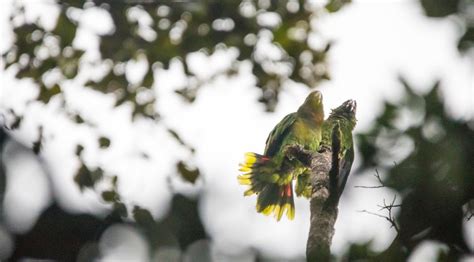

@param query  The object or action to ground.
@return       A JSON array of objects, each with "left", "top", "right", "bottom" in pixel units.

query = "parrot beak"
[
  {"left": 308, "top": 91, "right": 323, "bottom": 103},
  {"left": 339, "top": 99, "right": 357, "bottom": 115},
  {"left": 347, "top": 99, "right": 356, "bottom": 114}
]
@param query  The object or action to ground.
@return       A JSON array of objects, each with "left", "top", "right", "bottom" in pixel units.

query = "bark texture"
[{"left": 287, "top": 146, "right": 338, "bottom": 262}]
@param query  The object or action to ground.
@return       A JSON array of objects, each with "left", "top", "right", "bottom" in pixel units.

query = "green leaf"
[
  {"left": 73, "top": 164, "right": 103, "bottom": 190},
  {"left": 458, "top": 26, "right": 474, "bottom": 52},
  {"left": 98, "top": 137, "right": 111, "bottom": 148},
  {"left": 53, "top": 13, "right": 77, "bottom": 47},
  {"left": 38, "top": 84, "right": 61, "bottom": 104},
  {"left": 75, "top": 144, "right": 84, "bottom": 156},
  {"left": 73, "top": 114, "right": 85, "bottom": 124},
  {"left": 142, "top": 68, "right": 154, "bottom": 88},
  {"left": 325, "top": 0, "right": 352, "bottom": 12},
  {"left": 133, "top": 205, "right": 156, "bottom": 228},
  {"left": 176, "top": 161, "right": 200, "bottom": 184},
  {"left": 420, "top": 0, "right": 459, "bottom": 17},
  {"left": 9, "top": 115, "right": 23, "bottom": 130},
  {"left": 113, "top": 202, "right": 128, "bottom": 218},
  {"left": 101, "top": 190, "right": 119, "bottom": 202}
]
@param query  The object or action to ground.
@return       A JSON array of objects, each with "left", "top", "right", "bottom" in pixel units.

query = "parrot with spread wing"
[
  {"left": 237, "top": 91, "right": 324, "bottom": 221},
  {"left": 294, "top": 99, "right": 357, "bottom": 201}
]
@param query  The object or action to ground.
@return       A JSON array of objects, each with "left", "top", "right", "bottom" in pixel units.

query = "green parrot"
[
  {"left": 322, "top": 100, "right": 358, "bottom": 203},
  {"left": 295, "top": 99, "right": 358, "bottom": 200},
  {"left": 238, "top": 91, "right": 325, "bottom": 221}
]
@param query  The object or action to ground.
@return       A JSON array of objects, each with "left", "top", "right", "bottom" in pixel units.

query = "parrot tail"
[{"left": 237, "top": 152, "right": 295, "bottom": 221}]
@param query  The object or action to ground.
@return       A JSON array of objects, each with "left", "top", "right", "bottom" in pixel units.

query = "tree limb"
[{"left": 287, "top": 145, "right": 339, "bottom": 261}]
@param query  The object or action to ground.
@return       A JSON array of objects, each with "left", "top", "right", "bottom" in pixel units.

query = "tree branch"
[
  {"left": 354, "top": 169, "right": 385, "bottom": 189},
  {"left": 287, "top": 145, "right": 338, "bottom": 261},
  {"left": 359, "top": 195, "right": 400, "bottom": 234}
]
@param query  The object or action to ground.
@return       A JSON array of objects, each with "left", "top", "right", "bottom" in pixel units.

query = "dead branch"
[{"left": 360, "top": 195, "right": 400, "bottom": 233}]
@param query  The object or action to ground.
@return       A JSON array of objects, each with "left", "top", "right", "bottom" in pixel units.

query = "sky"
[{"left": 0, "top": 0, "right": 473, "bottom": 261}]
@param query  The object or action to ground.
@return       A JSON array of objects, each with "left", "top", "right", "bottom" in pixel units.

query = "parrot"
[
  {"left": 322, "top": 99, "right": 357, "bottom": 204},
  {"left": 294, "top": 99, "right": 358, "bottom": 200},
  {"left": 237, "top": 91, "right": 325, "bottom": 221}
]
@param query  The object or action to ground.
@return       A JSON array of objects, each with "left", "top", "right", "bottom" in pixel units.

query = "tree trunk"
[
  {"left": 287, "top": 146, "right": 338, "bottom": 261},
  {"left": 306, "top": 148, "right": 337, "bottom": 261}
]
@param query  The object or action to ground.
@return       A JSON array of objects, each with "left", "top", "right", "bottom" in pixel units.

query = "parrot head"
[
  {"left": 330, "top": 99, "right": 357, "bottom": 127},
  {"left": 304, "top": 90, "right": 323, "bottom": 105},
  {"left": 297, "top": 90, "right": 324, "bottom": 124}
]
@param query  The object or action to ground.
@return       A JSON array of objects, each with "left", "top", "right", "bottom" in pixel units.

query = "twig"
[
  {"left": 359, "top": 195, "right": 400, "bottom": 233},
  {"left": 354, "top": 169, "right": 385, "bottom": 188}
]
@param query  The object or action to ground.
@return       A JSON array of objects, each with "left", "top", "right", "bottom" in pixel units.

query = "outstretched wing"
[{"left": 264, "top": 113, "right": 296, "bottom": 157}]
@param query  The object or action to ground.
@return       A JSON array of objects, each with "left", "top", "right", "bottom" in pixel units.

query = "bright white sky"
[{"left": 0, "top": 0, "right": 473, "bottom": 261}]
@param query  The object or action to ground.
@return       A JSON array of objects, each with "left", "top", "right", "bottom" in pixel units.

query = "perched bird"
[
  {"left": 293, "top": 99, "right": 357, "bottom": 201},
  {"left": 238, "top": 91, "right": 325, "bottom": 221},
  {"left": 321, "top": 99, "right": 357, "bottom": 203}
]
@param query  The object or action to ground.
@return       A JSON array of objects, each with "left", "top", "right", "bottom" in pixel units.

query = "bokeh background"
[{"left": 0, "top": 0, "right": 473, "bottom": 261}]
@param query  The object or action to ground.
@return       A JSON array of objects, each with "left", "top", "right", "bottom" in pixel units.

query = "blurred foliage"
[
  {"left": 74, "top": 162, "right": 105, "bottom": 191},
  {"left": 349, "top": 4, "right": 474, "bottom": 258},
  {"left": 1, "top": 1, "right": 349, "bottom": 231},
  {"left": 2, "top": 0, "right": 348, "bottom": 116},
  {"left": 133, "top": 194, "right": 207, "bottom": 251},
  {"left": 354, "top": 79, "right": 474, "bottom": 260},
  {"left": 421, "top": 0, "right": 474, "bottom": 52},
  {"left": 325, "top": 0, "right": 351, "bottom": 13},
  {"left": 98, "top": 136, "right": 111, "bottom": 148},
  {"left": 0, "top": 130, "right": 7, "bottom": 216},
  {"left": 32, "top": 126, "right": 44, "bottom": 154},
  {"left": 176, "top": 160, "right": 201, "bottom": 184},
  {"left": 8, "top": 203, "right": 111, "bottom": 261},
  {"left": 4, "top": 0, "right": 474, "bottom": 261},
  {"left": 6, "top": 194, "right": 206, "bottom": 260}
]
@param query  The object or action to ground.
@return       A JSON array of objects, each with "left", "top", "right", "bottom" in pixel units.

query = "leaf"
[
  {"left": 176, "top": 161, "right": 200, "bottom": 184},
  {"left": 74, "top": 164, "right": 92, "bottom": 190},
  {"left": 9, "top": 114, "right": 23, "bottom": 130},
  {"left": 325, "top": 0, "right": 352, "bottom": 12},
  {"left": 133, "top": 206, "right": 156, "bottom": 228},
  {"left": 38, "top": 84, "right": 61, "bottom": 104},
  {"left": 73, "top": 164, "right": 103, "bottom": 190},
  {"left": 142, "top": 68, "right": 154, "bottom": 88},
  {"left": 98, "top": 137, "right": 111, "bottom": 148},
  {"left": 53, "top": 13, "right": 77, "bottom": 47},
  {"left": 111, "top": 175, "right": 118, "bottom": 187},
  {"left": 75, "top": 144, "right": 84, "bottom": 156},
  {"left": 420, "top": 0, "right": 459, "bottom": 17},
  {"left": 113, "top": 202, "right": 128, "bottom": 218},
  {"left": 73, "top": 114, "right": 85, "bottom": 124},
  {"left": 101, "top": 190, "right": 119, "bottom": 202},
  {"left": 458, "top": 26, "right": 474, "bottom": 53}
]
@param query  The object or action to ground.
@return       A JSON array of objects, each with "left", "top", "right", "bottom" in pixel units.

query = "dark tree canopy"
[
  {"left": 354, "top": 79, "right": 474, "bottom": 260},
  {"left": 347, "top": 1, "right": 474, "bottom": 259}
]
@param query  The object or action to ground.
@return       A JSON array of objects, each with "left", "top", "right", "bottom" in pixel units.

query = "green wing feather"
[
  {"left": 321, "top": 100, "right": 356, "bottom": 202},
  {"left": 264, "top": 113, "right": 296, "bottom": 157},
  {"left": 338, "top": 139, "right": 354, "bottom": 195},
  {"left": 238, "top": 91, "right": 325, "bottom": 221}
]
